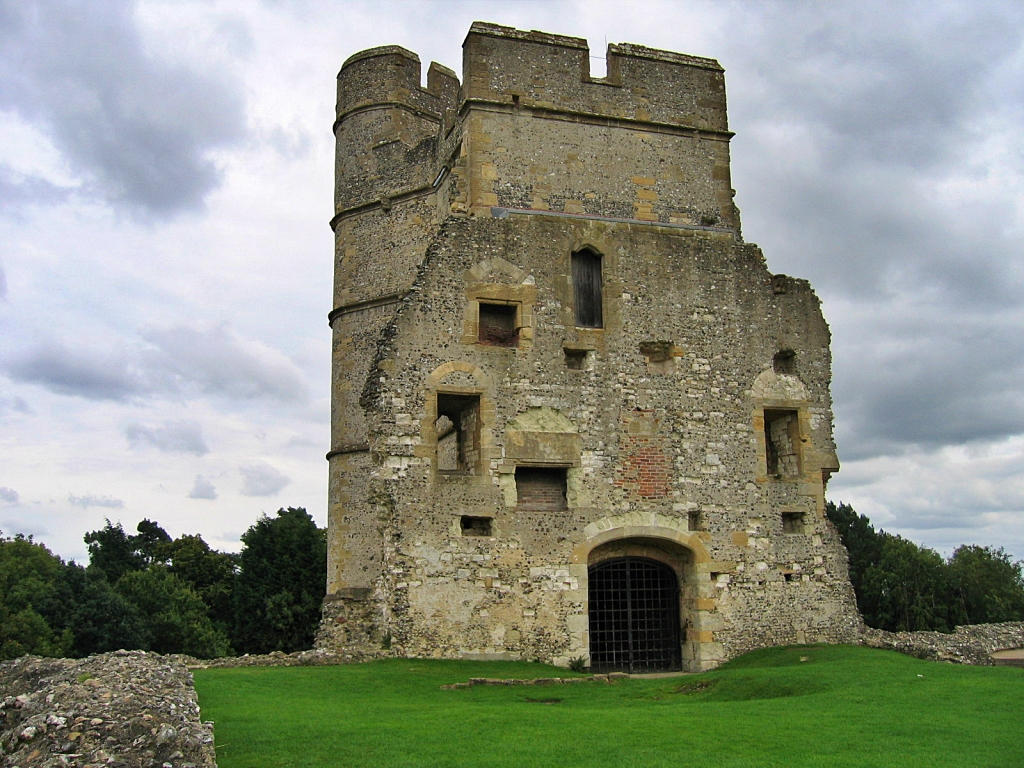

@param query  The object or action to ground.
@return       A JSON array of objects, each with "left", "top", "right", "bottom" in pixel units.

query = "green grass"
[{"left": 193, "top": 645, "right": 1024, "bottom": 768}]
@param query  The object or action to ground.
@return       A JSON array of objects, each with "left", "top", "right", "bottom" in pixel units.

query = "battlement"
[
  {"left": 463, "top": 22, "right": 728, "bottom": 132},
  {"left": 337, "top": 45, "right": 459, "bottom": 124}
]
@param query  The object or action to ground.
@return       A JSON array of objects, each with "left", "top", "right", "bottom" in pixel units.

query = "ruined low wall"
[
  {"left": 861, "top": 621, "right": 1024, "bottom": 666},
  {"left": 0, "top": 650, "right": 216, "bottom": 768}
]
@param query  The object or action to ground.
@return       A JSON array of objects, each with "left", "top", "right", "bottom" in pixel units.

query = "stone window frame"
[
  {"left": 434, "top": 391, "right": 482, "bottom": 474},
  {"left": 462, "top": 283, "right": 536, "bottom": 350},
  {"left": 421, "top": 362, "right": 495, "bottom": 479},
  {"left": 754, "top": 403, "right": 810, "bottom": 483}
]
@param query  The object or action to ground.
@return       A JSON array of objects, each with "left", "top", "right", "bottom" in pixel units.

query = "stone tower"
[{"left": 320, "top": 22, "right": 861, "bottom": 671}]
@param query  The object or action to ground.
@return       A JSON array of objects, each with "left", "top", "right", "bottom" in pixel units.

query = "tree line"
[
  {"left": 4, "top": 502, "right": 1023, "bottom": 660},
  {"left": 0, "top": 507, "right": 327, "bottom": 661},
  {"left": 826, "top": 501, "right": 1024, "bottom": 632}
]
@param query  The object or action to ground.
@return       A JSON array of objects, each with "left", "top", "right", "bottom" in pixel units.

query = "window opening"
[
  {"left": 572, "top": 249, "right": 603, "bottom": 328},
  {"left": 461, "top": 516, "right": 492, "bottom": 537},
  {"left": 478, "top": 302, "right": 519, "bottom": 347},
  {"left": 782, "top": 512, "right": 804, "bottom": 534},
  {"left": 436, "top": 393, "right": 481, "bottom": 473},
  {"left": 515, "top": 467, "right": 568, "bottom": 510},
  {"left": 688, "top": 510, "right": 703, "bottom": 532},
  {"left": 763, "top": 408, "right": 801, "bottom": 478},
  {"left": 564, "top": 348, "right": 588, "bottom": 370}
]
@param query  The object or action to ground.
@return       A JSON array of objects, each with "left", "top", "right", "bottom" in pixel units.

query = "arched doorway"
[{"left": 588, "top": 556, "right": 681, "bottom": 673}]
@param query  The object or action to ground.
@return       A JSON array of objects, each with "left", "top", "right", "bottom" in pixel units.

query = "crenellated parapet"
[
  {"left": 463, "top": 22, "right": 728, "bottom": 132},
  {"left": 458, "top": 23, "right": 738, "bottom": 229},
  {"left": 334, "top": 46, "right": 459, "bottom": 214}
]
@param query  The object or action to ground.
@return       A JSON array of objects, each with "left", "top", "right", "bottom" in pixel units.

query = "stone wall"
[
  {"left": 0, "top": 651, "right": 215, "bottom": 768},
  {"left": 861, "top": 622, "right": 1024, "bottom": 666},
  {"left": 324, "top": 22, "right": 862, "bottom": 672}
]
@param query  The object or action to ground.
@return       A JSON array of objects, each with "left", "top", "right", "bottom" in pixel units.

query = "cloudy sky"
[{"left": 1, "top": 0, "right": 1022, "bottom": 563}]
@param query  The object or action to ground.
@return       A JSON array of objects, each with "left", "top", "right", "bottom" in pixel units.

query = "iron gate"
[{"left": 588, "top": 557, "right": 682, "bottom": 673}]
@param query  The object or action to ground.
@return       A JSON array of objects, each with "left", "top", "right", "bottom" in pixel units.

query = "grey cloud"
[
  {"left": 725, "top": 2, "right": 1024, "bottom": 308},
  {"left": 188, "top": 475, "right": 218, "bottom": 500},
  {"left": 6, "top": 340, "right": 143, "bottom": 401},
  {"left": 141, "top": 325, "right": 309, "bottom": 402},
  {"left": 2, "top": 518, "right": 49, "bottom": 539},
  {"left": 126, "top": 421, "right": 209, "bottom": 456},
  {"left": 0, "top": 393, "right": 31, "bottom": 415},
  {"left": 834, "top": 309, "right": 1024, "bottom": 457},
  {"left": 0, "top": 1, "right": 246, "bottom": 217},
  {"left": 68, "top": 494, "right": 124, "bottom": 509},
  {"left": 5, "top": 324, "right": 308, "bottom": 403},
  {"left": 239, "top": 463, "right": 290, "bottom": 497},
  {"left": 0, "top": 487, "right": 18, "bottom": 504},
  {"left": 709, "top": 1, "right": 1024, "bottom": 465},
  {"left": 0, "top": 165, "right": 73, "bottom": 215}
]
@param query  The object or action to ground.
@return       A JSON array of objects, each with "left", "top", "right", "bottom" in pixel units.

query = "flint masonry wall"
[{"left": 321, "top": 22, "right": 863, "bottom": 671}]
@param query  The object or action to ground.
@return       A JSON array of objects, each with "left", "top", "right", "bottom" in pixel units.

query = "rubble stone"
[{"left": 0, "top": 651, "right": 215, "bottom": 768}]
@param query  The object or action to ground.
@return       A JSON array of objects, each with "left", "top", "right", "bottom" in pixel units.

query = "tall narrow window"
[
  {"left": 764, "top": 408, "right": 801, "bottom": 478},
  {"left": 436, "top": 393, "right": 481, "bottom": 474},
  {"left": 572, "top": 248, "right": 603, "bottom": 328}
]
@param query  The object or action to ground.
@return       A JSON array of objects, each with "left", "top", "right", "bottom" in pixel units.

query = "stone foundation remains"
[
  {"left": 862, "top": 621, "right": 1024, "bottom": 667},
  {"left": 323, "top": 22, "right": 864, "bottom": 672},
  {"left": 0, "top": 651, "right": 215, "bottom": 768}
]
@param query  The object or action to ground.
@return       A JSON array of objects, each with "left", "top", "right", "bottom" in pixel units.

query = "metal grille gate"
[{"left": 588, "top": 557, "right": 681, "bottom": 673}]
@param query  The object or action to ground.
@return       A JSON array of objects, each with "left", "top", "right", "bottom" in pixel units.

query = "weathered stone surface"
[
  {"left": 324, "top": 22, "right": 862, "bottom": 672},
  {"left": 862, "top": 622, "right": 1024, "bottom": 666},
  {"left": 0, "top": 651, "right": 215, "bottom": 768}
]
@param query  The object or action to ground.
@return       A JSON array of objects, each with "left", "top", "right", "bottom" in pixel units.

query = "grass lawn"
[{"left": 193, "top": 645, "right": 1023, "bottom": 768}]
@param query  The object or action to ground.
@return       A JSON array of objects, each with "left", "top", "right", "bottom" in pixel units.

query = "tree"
[
  {"left": 134, "top": 519, "right": 172, "bottom": 566},
  {"left": 859, "top": 535, "right": 957, "bottom": 632},
  {"left": 825, "top": 501, "right": 884, "bottom": 592},
  {"left": 948, "top": 545, "right": 1024, "bottom": 625},
  {"left": 165, "top": 534, "right": 237, "bottom": 634},
  {"left": 116, "top": 567, "right": 232, "bottom": 658},
  {"left": 40, "top": 563, "right": 147, "bottom": 657},
  {"left": 0, "top": 533, "right": 73, "bottom": 659},
  {"left": 84, "top": 521, "right": 145, "bottom": 582},
  {"left": 827, "top": 500, "right": 1024, "bottom": 632},
  {"left": 232, "top": 507, "right": 327, "bottom": 654}
]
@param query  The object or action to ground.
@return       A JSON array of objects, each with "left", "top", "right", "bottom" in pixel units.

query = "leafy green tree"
[
  {"left": 0, "top": 533, "right": 73, "bottom": 659},
  {"left": 135, "top": 519, "right": 172, "bottom": 566},
  {"left": 233, "top": 507, "right": 327, "bottom": 654},
  {"left": 165, "top": 534, "right": 237, "bottom": 634},
  {"left": 116, "top": 567, "right": 231, "bottom": 658},
  {"left": 825, "top": 501, "right": 884, "bottom": 591},
  {"left": 827, "top": 501, "right": 1024, "bottom": 632},
  {"left": 84, "top": 520, "right": 145, "bottom": 582},
  {"left": 859, "top": 535, "right": 957, "bottom": 632},
  {"left": 948, "top": 545, "right": 1024, "bottom": 624},
  {"left": 39, "top": 563, "right": 147, "bottom": 657}
]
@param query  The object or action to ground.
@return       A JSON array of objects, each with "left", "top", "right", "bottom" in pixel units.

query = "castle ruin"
[{"left": 320, "top": 22, "right": 862, "bottom": 672}]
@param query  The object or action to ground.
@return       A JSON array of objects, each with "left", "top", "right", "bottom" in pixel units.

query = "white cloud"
[
  {"left": 0, "top": 487, "right": 18, "bottom": 504},
  {"left": 68, "top": 493, "right": 124, "bottom": 509},
  {"left": 0, "top": 0, "right": 1020, "bottom": 564},
  {"left": 239, "top": 462, "right": 290, "bottom": 497},
  {"left": 5, "top": 323, "right": 309, "bottom": 404},
  {"left": 126, "top": 421, "right": 209, "bottom": 456},
  {"left": 188, "top": 475, "right": 218, "bottom": 500}
]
